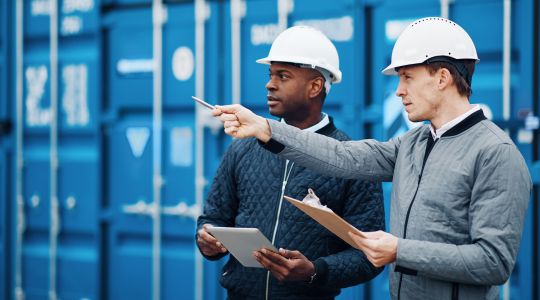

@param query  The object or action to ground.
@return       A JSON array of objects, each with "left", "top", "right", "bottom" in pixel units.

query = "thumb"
[
  {"left": 362, "top": 230, "right": 384, "bottom": 239},
  {"left": 216, "top": 104, "right": 240, "bottom": 114},
  {"left": 348, "top": 231, "right": 367, "bottom": 249},
  {"left": 279, "top": 248, "right": 303, "bottom": 259}
]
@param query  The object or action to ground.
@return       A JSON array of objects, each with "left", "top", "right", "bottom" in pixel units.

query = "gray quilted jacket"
[
  {"left": 264, "top": 110, "right": 531, "bottom": 300},
  {"left": 197, "top": 119, "right": 385, "bottom": 299}
]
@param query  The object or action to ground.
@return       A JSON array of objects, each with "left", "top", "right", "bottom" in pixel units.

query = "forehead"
[
  {"left": 397, "top": 64, "right": 428, "bottom": 76},
  {"left": 269, "top": 62, "right": 298, "bottom": 72},
  {"left": 270, "top": 62, "right": 320, "bottom": 79}
]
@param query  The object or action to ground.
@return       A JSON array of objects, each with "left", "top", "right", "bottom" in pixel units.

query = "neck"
[
  {"left": 284, "top": 113, "right": 323, "bottom": 130},
  {"left": 430, "top": 95, "right": 472, "bottom": 130}
]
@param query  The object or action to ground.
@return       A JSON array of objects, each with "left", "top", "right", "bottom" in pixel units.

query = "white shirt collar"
[
  {"left": 430, "top": 105, "right": 481, "bottom": 139},
  {"left": 281, "top": 112, "right": 330, "bottom": 133}
]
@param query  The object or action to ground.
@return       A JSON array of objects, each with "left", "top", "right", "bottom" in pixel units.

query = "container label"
[
  {"left": 25, "top": 65, "right": 51, "bottom": 127},
  {"left": 170, "top": 127, "right": 193, "bottom": 167},
  {"left": 126, "top": 127, "right": 150, "bottom": 158},
  {"left": 117, "top": 59, "right": 154, "bottom": 75},
  {"left": 251, "top": 23, "right": 281, "bottom": 46},
  {"left": 294, "top": 16, "right": 354, "bottom": 42},
  {"left": 172, "top": 47, "right": 194, "bottom": 81},
  {"left": 62, "top": 64, "right": 90, "bottom": 127},
  {"left": 251, "top": 16, "right": 354, "bottom": 46},
  {"left": 31, "top": 0, "right": 94, "bottom": 35},
  {"left": 385, "top": 19, "right": 414, "bottom": 43}
]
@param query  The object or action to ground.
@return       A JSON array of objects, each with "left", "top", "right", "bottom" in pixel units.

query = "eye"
[
  {"left": 279, "top": 74, "right": 289, "bottom": 80},
  {"left": 400, "top": 74, "right": 411, "bottom": 80}
]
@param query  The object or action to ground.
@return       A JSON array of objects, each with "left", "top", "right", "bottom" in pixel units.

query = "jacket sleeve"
[
  {"left": 395, "top": 143, "right": 531, "bottom": 285},
  {"left": 266, "top": 120, "right": 400, "bottom": 181},
  {"left": 196, "top": 141, "right": 241, "bottom": 261},
  {"left": 316, "top": 178, "right": 386, "bottom": 288}
]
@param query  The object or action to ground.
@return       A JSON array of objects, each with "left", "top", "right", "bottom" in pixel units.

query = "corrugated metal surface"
[
  {"left": 0, "top": 0, "right": 8, "bottom": 298},
  {"left": 102, "top": 1, "right": 224, "bottom": 299},
  {"left": 1, "top": 0, "right": 539, "bottom": 299},
  {"left": 19, "top": 0, "right": 101, "bottom": 299},
  {"left": 535, "top": 1, "right": 540, "bottom": 299}
]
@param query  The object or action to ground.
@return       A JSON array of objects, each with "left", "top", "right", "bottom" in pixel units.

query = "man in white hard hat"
[
  {"left": 212, "top": 17, "right": 531, "bottom": 299},
  {"left": 196, "top": 26, "right": 384, "bottom": 299}
]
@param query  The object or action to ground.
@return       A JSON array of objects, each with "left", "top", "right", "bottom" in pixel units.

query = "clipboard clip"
[{"left": 302, "top": 189, "right": 332, "bottom": 212}]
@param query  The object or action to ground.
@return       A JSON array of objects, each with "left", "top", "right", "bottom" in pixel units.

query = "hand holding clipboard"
[{"left": 283, "top": 196, "right": 366, "bottom": 250}]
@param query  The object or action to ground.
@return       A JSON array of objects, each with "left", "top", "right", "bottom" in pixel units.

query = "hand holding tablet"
[{"left": 206, "top": 227, "right": 277, "bottom": 268}]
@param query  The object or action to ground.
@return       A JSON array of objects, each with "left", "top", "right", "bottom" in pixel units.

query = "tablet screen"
[{"left": 207, "top": 227, "right": 277, "bottom": 268}]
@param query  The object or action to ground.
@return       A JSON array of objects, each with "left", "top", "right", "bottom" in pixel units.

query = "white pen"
[{"left": 191, "top": 96, "right": 216, "bottom": 110}]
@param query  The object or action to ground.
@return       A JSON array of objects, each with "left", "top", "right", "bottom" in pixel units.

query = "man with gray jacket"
[{"left": 211, "top": 17, "right": 531, "bottom": 299}]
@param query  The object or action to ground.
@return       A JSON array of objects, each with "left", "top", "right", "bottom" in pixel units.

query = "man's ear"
[
  {"left": 308, "top": 77, "right": 325, "bottom": 98},
  {"left": 438, "top": 68, "right": 453, "bottom": 90}
]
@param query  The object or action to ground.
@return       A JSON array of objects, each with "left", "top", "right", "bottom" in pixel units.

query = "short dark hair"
[{"left": 424, "top": 59, "right": 476, "bottom": 98}]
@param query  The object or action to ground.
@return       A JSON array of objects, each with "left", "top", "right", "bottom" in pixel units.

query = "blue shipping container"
[{"left": 1, "top": 0, "right": 539, "bottom": 299}]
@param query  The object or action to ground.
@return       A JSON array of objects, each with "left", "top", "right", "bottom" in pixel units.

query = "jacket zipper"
[
  {"left": 265, "top": 160, "right": 294, "bottom": 300},
  {"left": 397, "top": 137, "right": 438, "bottom": 300}
]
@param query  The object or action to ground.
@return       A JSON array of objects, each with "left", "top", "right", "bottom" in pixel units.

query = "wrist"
[
  {"left": 307, "top": 261, "right": 317, "bottom": 284},
  {"left": 308, "top": 258, "right": 328, "bottom": 285},
  {"left": 255, "top": 116, "right": 271, "bottom": 142}
]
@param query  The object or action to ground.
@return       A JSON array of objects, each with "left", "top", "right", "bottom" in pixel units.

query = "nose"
[
  {"left": 266, "top": 77, "right": 277, "bottom": 91},
  {"left": 396, "top": 80, "right": 406, "bottom": 98}
]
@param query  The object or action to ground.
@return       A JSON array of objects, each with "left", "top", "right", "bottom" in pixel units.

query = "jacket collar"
[
  {"left": 316, "top": 116, "right": 337, "bottom": 136},
  {"left": 441, "top": 109, "right": 487, "bottom": 138},
  {"left": 280, "top": 113, "right": 337, "bottom": 136}
]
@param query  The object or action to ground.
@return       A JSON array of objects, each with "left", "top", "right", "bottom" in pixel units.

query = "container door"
[
  {"left": 19, "top": 0, "right": 102, "bottom": 299},
  {"left": 0, "top": 0, "right": 9, "bottom": 297},
  {"left": 14, "top": 1, "right": 100, "bottom": 300},
  {"left": 103, "top": 1, "right": 223, "bottom": 299}
]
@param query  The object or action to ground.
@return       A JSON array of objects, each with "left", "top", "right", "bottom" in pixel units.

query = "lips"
[
  {"left": 267, "top": 95, "right": 280, "bottom": 105},
  {"left": 402, "top": 102, "right": 412, "bottom": 112}
]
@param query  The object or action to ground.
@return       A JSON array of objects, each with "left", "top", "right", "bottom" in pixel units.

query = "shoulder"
[
  {"left": 476, "top": 120, "right": 514, "bottom": 145},
  {"left": 456, "top": 120, "right": 517, "bottom": 152},
  {"left": 224, "top": 137, "right": 260, "bottom": 159},
  {"left": 463, "top": 120, "right": 526, "bottom": 165},
  {"left": 329, "top": 127, "right": 352, "bottom": 141},
  {"left": 321, "top": 116, "right": 352, "bottom": 141}
]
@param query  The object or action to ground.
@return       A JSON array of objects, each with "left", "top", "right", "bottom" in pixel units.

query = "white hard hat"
[
  {"left": 382, "top": 17, "right": 479, "bottom": 75},
  {"left": 257, "top": 26, "right": 342, "bottom": 87}
]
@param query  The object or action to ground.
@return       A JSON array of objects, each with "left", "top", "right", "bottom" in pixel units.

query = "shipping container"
[
  {"left": 15, "top": 0, "right": 102, "bottom": 299},
  {"left": 2, "top": 0, "right": 539, "bottom": 299},
  {"left": 1, "top": 0, "right": 10, "bottom": 298},
  {"left": 102, "top": 0, "right": 225, "bottom": 299}
]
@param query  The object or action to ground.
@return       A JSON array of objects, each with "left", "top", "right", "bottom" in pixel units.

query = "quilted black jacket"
[{"left": 197, "top": 119, "right": 385, "bottom": 299}]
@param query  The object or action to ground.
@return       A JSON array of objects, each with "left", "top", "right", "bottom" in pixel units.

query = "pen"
[{"left": 192, "top": 96, "right": 216, "bottom": 110}]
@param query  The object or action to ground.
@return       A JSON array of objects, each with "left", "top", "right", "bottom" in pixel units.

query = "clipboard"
[{"left": 283, "top": 196, "right": 366, "bottom": 250}]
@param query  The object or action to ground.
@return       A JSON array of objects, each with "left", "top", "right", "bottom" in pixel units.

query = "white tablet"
[{"left": 206, "top": 227, "right": 278, "bottom": 268}]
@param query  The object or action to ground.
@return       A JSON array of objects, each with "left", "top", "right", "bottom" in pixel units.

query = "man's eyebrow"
[
  {"left": 270, "top": 68, "right": 294, "bottom": 75},
  {"left": 399, "top": 70, "right": 411, "bottom": 76}
]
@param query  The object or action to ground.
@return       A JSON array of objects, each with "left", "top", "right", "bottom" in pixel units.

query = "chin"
[
  {"left": 268, "top": 109, "right": 283, "bottom": 118},
  {"left": 407, "top": 114, "right": 421, "bottom": 123}
]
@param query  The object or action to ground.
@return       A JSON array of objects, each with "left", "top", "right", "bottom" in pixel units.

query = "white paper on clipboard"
[{"left": 283, "top": 195, "right": 366, "bottom": 250}]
